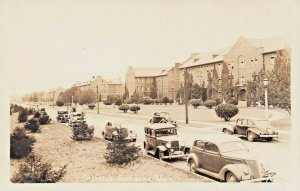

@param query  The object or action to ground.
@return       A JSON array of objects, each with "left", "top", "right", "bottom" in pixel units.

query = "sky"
[{"left": 0, "top": 0, "right": 299, "bottom": 96}]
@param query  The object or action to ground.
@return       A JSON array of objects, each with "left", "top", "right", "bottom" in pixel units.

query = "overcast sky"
[{"left": 0, "top": 0, "right": 299, "bottom": 96}]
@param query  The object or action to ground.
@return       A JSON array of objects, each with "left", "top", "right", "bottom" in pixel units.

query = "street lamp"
[{"left": 263, "top": 78, "right": 269, "bottom": 118}]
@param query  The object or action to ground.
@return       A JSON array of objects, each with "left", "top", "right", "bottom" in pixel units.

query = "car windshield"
[
  {"left": 254, "top": 120, "right": 271, "bottom": 126},
  {"left": 218, "top": 141, "right": 248, "bottom": 153},
  {"left": 155, "top": 128, "right": 177, "bottom": 137}
]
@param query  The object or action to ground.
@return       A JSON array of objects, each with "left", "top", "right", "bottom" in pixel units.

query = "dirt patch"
[{"left": 10, "top": 113, "right": 211, "bottom": 183}]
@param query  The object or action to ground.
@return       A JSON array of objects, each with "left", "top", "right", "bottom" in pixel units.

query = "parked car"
[
  {"left": 222, "top": 117, "right": 279, "bottom": 142},
  {"left": 187, "top": 134, "right": 276, "bottom": 182},
  {"left": 56, "top": 110, "right": 69, "bottom": 123},
  {"left": 149, "top": 112, "right": 177, "bottom": 127},
  {"left": 102, "top": 122, "right": 137, "bottom": 142},
  {"left": 144, "top": 123, "right": 190, "bottom": 160},
  {"left": 68, "top": 112, "right": 86, "bottom": 127}
]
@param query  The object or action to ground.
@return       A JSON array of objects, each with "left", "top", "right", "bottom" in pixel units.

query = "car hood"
[
  {"left": 222, "top": 150, "right": 255, "bottom": 160},
  {"left": 157, "top": 135, "right": 178, "bottom": 142}
]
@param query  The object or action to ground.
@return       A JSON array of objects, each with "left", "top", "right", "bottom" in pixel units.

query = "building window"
[
  {"left": 141, "top": 86, "right": 144, "bottom": 91},
  {"left": 239, "top": 56, "right": 245, "bottom": 68}
]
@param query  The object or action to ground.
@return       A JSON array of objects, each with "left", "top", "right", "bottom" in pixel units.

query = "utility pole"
[
  {"left": 96, "top": 85, "right": 99, "bottom": 114},
  {"left": 52, "top": 91, "right": 55, "bottom": 108},
  {"left": 184, "top": 68, "right": 189, "bottom": 124}
]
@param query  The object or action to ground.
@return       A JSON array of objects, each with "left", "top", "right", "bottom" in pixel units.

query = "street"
[{"left": 35, "top": 104, "right": 292, "bottom": 183}]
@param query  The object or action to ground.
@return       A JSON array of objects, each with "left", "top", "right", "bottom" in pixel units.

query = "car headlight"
[{"left": 166, "top": 143, "right": 171, "bottom": 148}]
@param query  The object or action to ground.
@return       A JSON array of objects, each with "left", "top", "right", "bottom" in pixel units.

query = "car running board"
[{"left": 195, "top": 168, "right": 220, "bottom": 180}]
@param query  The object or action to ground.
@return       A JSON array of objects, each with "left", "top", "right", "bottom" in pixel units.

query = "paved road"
[{"left": 20, "top": 103, "right": 292, "bottom": 182}]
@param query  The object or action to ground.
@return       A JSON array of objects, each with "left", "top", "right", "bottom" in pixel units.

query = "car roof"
[
  {"left": 236, "top": 117, "right": 268, "bottom": 121},
  {"left": 145, "top": 123, "right": 176, "bottom": 130},
  {"left": 195, "top": 134, "right": 242, "bottom": 144}
]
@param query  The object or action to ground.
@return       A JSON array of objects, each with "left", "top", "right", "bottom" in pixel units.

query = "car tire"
[
  {"left": 266, "top": 137, "right": 273, "bottom": 142},
  {"left": 226, "top": 172, "right": 238, "bottom": 182},
  {"left": 224, "top": 129, "right": 233, "bottom": 135},
  {"left": 159, "top": 152, "right": 164, "bottom": 160},
  {"left": 132, "top": 139, "right": 136, "bottom": 142},
  {"left": 188, "top": 159, "right": 197, "bottom": 173},
  {"left": 247, "top": 132, "right": 256, "bottom": 142}
]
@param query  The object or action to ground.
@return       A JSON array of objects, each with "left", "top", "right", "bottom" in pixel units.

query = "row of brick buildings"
[{"left": 125, "top": 35, "right": 289, "bottom": 105}]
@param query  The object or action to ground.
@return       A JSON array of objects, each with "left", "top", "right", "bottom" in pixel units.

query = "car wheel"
[
  {"left": 188, "top": 159, "right": 197, "bottom": 173},
  {"left": 226, "top": 172, "right": 238, "bottom": 182},
  {"left": 159, "top": 152, "right": 164, "bottom": 160},
  {"left": 132, "top": 139, "right": 136, "bottom": 142},
  {"left": 224, "top": 129, "right": 233, "bottom": 135},
  {"left": 266, "top": 137, "right": 273, "bottom": 142},
  {"left": 247, "top": 132, "right": 256, "bottom": 142}
]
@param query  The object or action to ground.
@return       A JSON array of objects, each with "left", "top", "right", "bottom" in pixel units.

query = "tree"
[
  {"left": 130, "top": 91, "right": 140, "bottom": 104},
  {"left": 58, "top": 87, "right": 81, "bottom": 105},
  {"left": 221, "top": 62, "right": 231, "bottom": 102},
  {"left": 215, "top": 104, "right": 239, "bottom": 121},
  {"left": 78, "top": 89, "right": 96, "bottom": 105},
  {"left": 150, "top": 78, "right": 158, "bottom": 99},
  {"left": 191, "top": 83, "right": 202, "bottom": 99},
  {"left": 10, "top": 127, "right": 35, "bottom": 159},
  {"left": 267, "top": 50, "right": 291, "bottom": 114},
  {"left": 123, "top": 84, "right": 129, "bottom": 100}
]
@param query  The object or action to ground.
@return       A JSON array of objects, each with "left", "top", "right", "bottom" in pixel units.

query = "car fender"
[
  {"left": 219, "top": 163, "right": 248, "bottom": 181},
  {"left": 187, "top": 153, "right": 199, "bottom": 167},
  {"left": 182, "top": 146, "right": 191, "bottom": 154},
  {"left": 222, "top": 125, "right": 234, "bottom": 133},
  {"left": 246, "top": 128, "right": 261, "bottom": 136},
  {"left": 156, "top": 145, "right": 167, "bottom": 153}
]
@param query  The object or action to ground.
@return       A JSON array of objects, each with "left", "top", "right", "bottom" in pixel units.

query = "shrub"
[
  {"left": 215, "top": 104, "right": 239, "bottom": 121},
  {"left": 11, "top": 153, "right": 67, "bottom": 183},
  {"left": 162, "top": 97, "right": 169, "bottom": 105},
  {"left": 27, "top": 108, "right": 35, "bottom": 115},
  {"left": 143, "top": 98, "right": 152, "bottom": 105},
  {"left": 34, "top": 111, "right": 41, "bottom": 118},
  {"left": 118, "top": 104, "right": 130, "bottom": 113},
  {"left": 189, "top": 99, "right": 202, "bottom": 108},
  {"left": 24, "top": 118, "right": 40, "bottom": 133},
  {"left": 229, "top": 98, "right": 238, "bottom": 105},
  {"left": 10, "top": 127, "right": 35, "bottom": 159},
  {"left": 38, "top": 113, "right": 51, "bottom": 125},
  {"left": 204, "top": 100, "right": 217, "bottom": 109},
  {"left": 71, "top": 123, "right": 94, "bottom": 141},
  {"left": 130, "top": 105, "right": 141, "bottom": 114},
  {"left": 115, "top": 99, "right": 122, "bottom": 106},
  {"left": 169, "top": 99, "right": 174, "bottom": 104},
  {"left": 56, "top": 100, "right": 64, "bottom": 107},
  {"left": 104, "top": 129, "right": 141, "bottom": 165},
  {"left": 154, "top": 99, "right": 161, "bottom": 105},
  {"left": 176, "top": 98, "right": 180, "bottom": 103},
  {"left": 215, "top": 97, "right": 223, "bottom": 105},
  {"left": 103, "top": 100, "right": 113, "bottom": 105},
  {"left": 88, "top": 104, "right": 95, "bottom": 110},
  {"left": 18, "top": 110, "right": 28, "bottom": 123}
]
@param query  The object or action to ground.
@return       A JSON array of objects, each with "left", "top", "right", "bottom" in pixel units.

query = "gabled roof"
[
  {"left": 246, "top": 34, "right": 289, "bottom": 54},
  {"left": 179, "top": 47, "right": 231, "bottom": 69},
  {"left": 108, "top": 79, "right": 122, "bottom": 85},
  {"left": 133, "top": 67, "right": 169, "bottom": 77}
]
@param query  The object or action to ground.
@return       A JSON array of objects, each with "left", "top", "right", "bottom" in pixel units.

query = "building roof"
[
  {"left": 108, "top": 79, "right": 122, "bottom": 85},
  {"left": 179, "top": 47, "right": 231, "bottom": 69},
  {"left": 245, "top": 34, "right": 289, "bottom": 54},
  {"left": 133, "top": 67, "right": 169, "bottom": 77}
]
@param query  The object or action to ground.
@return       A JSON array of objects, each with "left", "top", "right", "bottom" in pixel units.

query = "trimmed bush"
[
  {"left": 118, "top": 104, "right": 130, "bottom": 113},
  {"left": 204, "top": 100, "right": 217, "bottom": 109},
  {"left": 215, "top": 97, "right": 223, "bottom": 105},
  {"left": 143, "top": 98, "right": 152, "bottom": 105},
  {"left": 154, "top": 99, "right": 161, "bottom": 105},
  {"left": 130, "top": 105, "right": 141, "bottom": 114},
  {"left": 229, "top": 98, "right": 238, "bottom": 105},
  {"left": 215, "top": 103, "right": 239, "bottom": 121},
  {"left": 56, "top": 100, "right": 64, "bottom": 107},
  {"left": 162, "top": 97, "right": 169, "bottom": 105},
  {"left": 104, "top": 129, "right": 141, "bottom": 165},
  {"left": 18, "top": 110, "right": 28, "bottom": 123},
  {"left": 11, "top": 153, "right": 67, "bottom": 183},
  {"left": 115, "top": 99, "right": 122, "bottom": 106},
  {"left": 88, "top": 104, "right": 95, "bottom": 110},
  {"left": 24, "top": 118, "right": 40, "bottom": 133},
  {"left": 169, "top": 99, "right": 174, "bottom": 105},
  {"left": 38, "top": 113, "right": 51, "bottom": 125},
  {"left": 103, "top": 100, "right": 113, "bottom": 105},
  {"left": 189, "top": 99, "right": 202, "bottom": 108},
  {"left": 71, "top": 123, "right": 94, "bottom": 141},
  {"left": 10, "top": 127, "right": 35, "bottom": 159}
]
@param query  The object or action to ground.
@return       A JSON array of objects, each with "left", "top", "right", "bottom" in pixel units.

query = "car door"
[
  {"left": 192, "top": 140, "right": 205, "bottom": 168},
  {"left": 202, "top": 142, "right": 222, "bottom": 173},
  {"left": 148, "top": 129, "right": 157, "bottom": 150},
  {"left": 239, "top": 119, "right": 249, "bottom": 135}
]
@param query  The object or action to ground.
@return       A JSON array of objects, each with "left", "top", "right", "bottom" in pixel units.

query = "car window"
[
  {"left": 242, "top": 119, "right": 248, "bottom": 125},
  {"left": 248, "top": 120, "right": 254, "bottom": 125},
  {"left": 236, "top": 119, "right": 242, "bottom": 125},
  {"left": 205, "top": 142, "right": 219, "bottom": 153},
  {"left": 195, "top": 141, "right": 205, "bottom": 149}
]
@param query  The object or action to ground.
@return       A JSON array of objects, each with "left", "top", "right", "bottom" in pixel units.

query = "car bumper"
[
  {"left": 241, "top": 172, "right": 276, "bottom": 182},
  {"left": 259, "top": 134, "right": 278, "bottom": 138},
  {"left": 161, "top": 151, "right": 187, "bottom": 159}
]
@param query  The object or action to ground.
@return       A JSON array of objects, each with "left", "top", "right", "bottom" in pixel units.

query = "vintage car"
[
  {"left": 144, "top": 123, "right": 190, "bottom": 160},
  {"left": 68, "top": 112, "right": 86, "bottom": 127},
  {"left": 56, "top": 111, "right": 69, "bottom": 123},
  {"left": 102, "top": 122, "right": 137, "bottom": 142},
  {"left": 222, "top": 117, "right": 279, "bottom": 142},
  {"left": 187, "top": 134, "right": 276, "bottom": 182},
  {"left": 149, "top": 112, "right": 177, "bottom": 127}
]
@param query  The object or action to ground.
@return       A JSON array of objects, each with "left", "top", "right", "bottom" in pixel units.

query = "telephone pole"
[
  {"left": 96, "top": 85, "right": 99, "bottom": 114},
  {"left": 184, "top": 68, "right": 189, "bottom": 124},
  {"left": 52, "top": 91, "right": 55, "bottom": 108}
]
